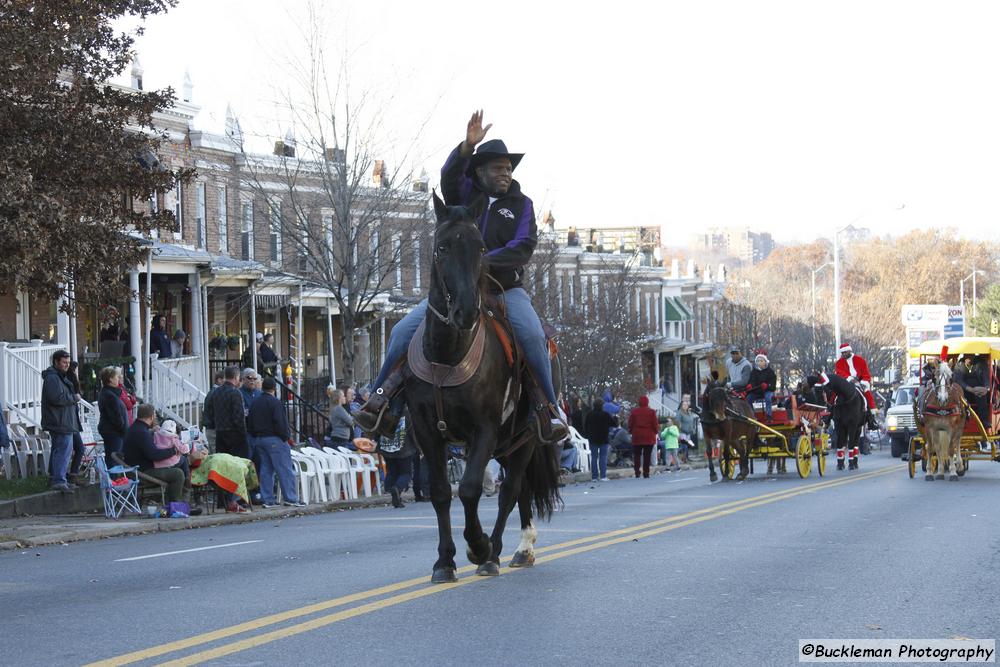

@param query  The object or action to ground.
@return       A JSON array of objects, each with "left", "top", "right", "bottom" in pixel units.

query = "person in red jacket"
[
  {"left": 627, "top": 395, "right": 659, "bottom": 479},
  {"left": 834, "top": 342, "right": 879, "bottom": 430}
]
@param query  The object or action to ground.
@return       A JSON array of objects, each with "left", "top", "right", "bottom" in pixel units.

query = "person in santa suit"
[{"left": 834, "top": 342, "right": 880, "bottom": 431}]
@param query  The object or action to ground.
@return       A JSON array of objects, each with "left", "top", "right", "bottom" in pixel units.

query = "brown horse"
[
  {"left": 701, "top": 386, "right": 758, "bottom": 481},
  {"left": 916, "top": 360, "right": 966, "bottom": 481}
]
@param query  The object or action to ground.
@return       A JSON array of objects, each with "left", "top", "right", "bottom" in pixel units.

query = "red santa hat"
[{"left": 838, "top": 342, "right": 852, "bottom": 354}]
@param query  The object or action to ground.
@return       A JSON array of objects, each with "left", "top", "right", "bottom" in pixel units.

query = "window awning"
[
  {"left": 675, "top": 298, "right": 694, "bottom": 319},
  {"left": 663, "top": 297, "right": 692, "bottom": 322}
]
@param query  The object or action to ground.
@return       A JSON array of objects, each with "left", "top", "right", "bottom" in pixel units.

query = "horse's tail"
[{"left": 525, "top": 442, "right": 563, "bottom": 520}]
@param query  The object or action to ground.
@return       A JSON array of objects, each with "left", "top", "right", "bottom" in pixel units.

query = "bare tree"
[{"left": 236, "top": 6, "right": 437, "bottom": 386}]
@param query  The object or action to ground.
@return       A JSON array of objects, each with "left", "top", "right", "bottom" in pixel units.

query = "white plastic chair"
[
  {"left": 321, "top": 447, "right": 359, "bottom": 499},
  {"left": 337, "top": 447, "right": 382, "bottom": 497},
  {"left": 290, "top": 451, "right": 323, "bottom": 504},
  {"left": 568, "top": 426, "right": 591, "bottom": 475},
  {"left": 299, "top": 447, "right": 340, "bottom": 502}
]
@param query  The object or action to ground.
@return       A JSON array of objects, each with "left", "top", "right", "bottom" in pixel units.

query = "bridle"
[{"left": 428, "top": 228, "right": 485, "bottom": 330}]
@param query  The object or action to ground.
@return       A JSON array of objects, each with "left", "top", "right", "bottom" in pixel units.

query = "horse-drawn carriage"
[
  {"left": 702, "top": 382, "right": 831, "bottom": 481},
  {"left": 907, "top": 337, "right": 1000, "bottom": 479},
  {"left": 716, "top": 396, "right": 831, "bottom": 479}
]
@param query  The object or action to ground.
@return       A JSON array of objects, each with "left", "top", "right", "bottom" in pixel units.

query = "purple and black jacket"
[{"left": 440, "top": 143, "right": 537, "bottom": 292}]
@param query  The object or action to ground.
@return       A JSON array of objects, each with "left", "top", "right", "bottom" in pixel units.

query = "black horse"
[
  {"left": 809, "top": 373, "right": 865, "bottom": 470},
  {"left": 404, "top": 192, "right": 562, "bottom": 583},
  {"left": 701, "top": 385, "right": 758, "bottom": 481}
]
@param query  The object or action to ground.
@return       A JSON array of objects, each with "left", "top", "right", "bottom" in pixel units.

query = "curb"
[{"left": 0, "top": 459, "right": 710, "bottom": 551}]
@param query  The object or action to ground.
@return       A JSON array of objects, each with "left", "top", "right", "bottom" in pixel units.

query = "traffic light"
[{"left": 991, "top": 319, "right": 999, "bottom": 335}]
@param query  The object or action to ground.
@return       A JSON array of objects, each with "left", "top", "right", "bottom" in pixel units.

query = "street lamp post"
[
  {"left": 959, "top": 265, "right": 985, "bottom": 335},
  {"left": 812, "top": 262, "right": 831, "bottom": 368}
]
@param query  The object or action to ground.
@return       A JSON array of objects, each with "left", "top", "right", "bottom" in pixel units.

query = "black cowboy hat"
[{"left": 466, "top": 139, "right": 524, "bottom": 176}]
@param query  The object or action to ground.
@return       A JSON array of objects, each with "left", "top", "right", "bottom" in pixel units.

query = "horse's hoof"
[
  {"left": 466, "top": 543, "right": 491, "bottom": 566},
  {"left": 709, "top": 473, "right": 718, "bottom": 482},
  {"left": 957, "top": 468, "right": 966, "bottom": 477},
  {"left": 949, "top": 475, "right": 959, "bottom": 481},
  {"left": 925, "top": 474, "right": 934, "bottom": 481},
  {"left": 476, "top": 561, "right": 500, "bottom": 577},
  {"left": 737, "top": 472, "right": 749, "bottom": 481},
  {"left": 509, "top": 550, "right": 535, "bottom": 568},
  {"left": 935, "top": 474, "right": 945, "bottom": 480},
  {"left": 431, "top": 568, "right": 457, "bottom": 584}
]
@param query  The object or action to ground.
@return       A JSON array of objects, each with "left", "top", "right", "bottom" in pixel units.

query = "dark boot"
[
  {"left": 532, "top": 395, "right": 568, "bottom": 443},
  {"left": 867, "top": 410, "right": 880, "bottom": 431},
  {"left": 354, "top": 363, "right": 408, "bottom": 437}
]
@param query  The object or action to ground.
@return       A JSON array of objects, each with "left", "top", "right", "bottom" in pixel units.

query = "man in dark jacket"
[
  {"left": 747, "top": 353, "right": 778, "bottom": 421},
  {"left": 122, "top": 404, "right": 185, "bottom": 503},
  {"left": 584, "top": 398, "right": 616, "bottom": 482},
  {"left": 356, "top": 110, "right": 567, "bottom": 443},
  {"left": 201, "top": 371, "right": 225, "bottom": 453},
  {"left": 248, "top": 378, "right": 302, "bottom": 508},
  {"left": 214, "top": 366, "right": 249, "bottom": 459},
  {"left": 41, "top": 350, "right": 81, "bottom": 491},
  {"left": 955, "top": 354, "right": 990, "bottom": 427},
  {"left": 149, "top": 315, "right": 172, "bottom": 359}
]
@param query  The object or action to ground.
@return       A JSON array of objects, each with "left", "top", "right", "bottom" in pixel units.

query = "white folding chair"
[
  {"left": 94, "top": 457, "right": 141, "bottom": 519},
  {"left": 298, "top": 448, "right": 341, "bottom": 502}
]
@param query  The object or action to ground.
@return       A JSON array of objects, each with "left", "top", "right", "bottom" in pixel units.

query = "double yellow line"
[{"left": 89, "top": 465, "right": 901, "bottom": 667}]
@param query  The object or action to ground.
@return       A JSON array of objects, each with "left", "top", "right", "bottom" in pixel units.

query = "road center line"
[
  {"left": 114, "top": 540, "right": 263, "bottom": 562},
  {"left": 88, "top": 465, "right": 900, "bottom": 666}
]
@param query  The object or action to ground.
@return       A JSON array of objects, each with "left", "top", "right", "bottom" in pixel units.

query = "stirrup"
[{"left": 534, "top": 405, "right": 568, "bottom": 443}]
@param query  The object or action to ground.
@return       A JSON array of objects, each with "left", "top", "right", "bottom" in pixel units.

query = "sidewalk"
[{"left": 0, "top": 461, "right": 707, "bottom": 551}]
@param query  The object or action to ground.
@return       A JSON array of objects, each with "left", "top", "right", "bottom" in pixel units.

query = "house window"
[
  {"left": 323, "top": 213, "right": 334, "bottom": 273},
  {"left": 413, "top": 235, "right": 421, "bottom": 291},
  {"left": 173, "top": 180, "right": 183, "bottom": 237},
  {"left": 195, "top": 182, "right": 206, "bottom": 249},
  {"left": 241, "top": 200, "right": 253, "bottom": 260},
  {"left": 393, "top": 234, "right": 402, "bottom": 289},
  {"left": 269, "top": 201, "right": 282, "bottom": 266},
  {"left": 645, "top": 293, "right": 651, "bottom": 328},
  {"left": 217, "top": 186, "right": 228, "bottom": 254}
]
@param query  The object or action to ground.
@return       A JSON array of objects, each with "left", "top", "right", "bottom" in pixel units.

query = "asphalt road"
[{"left": 2, "top": 450, "right": 998, "bottom": 666}]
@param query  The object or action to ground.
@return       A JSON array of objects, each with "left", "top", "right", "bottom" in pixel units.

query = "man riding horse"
[
  {"left": 355, "top": 110, "right": 568, "bottom": 444},
  {"left": 834, "top": 342, "right": 880, "bottom": 431}
]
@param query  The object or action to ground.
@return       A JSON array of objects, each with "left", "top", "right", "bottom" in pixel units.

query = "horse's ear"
[
  {"left": 432, "top": 189, "right": 448, "bottom": 224},
  {"left": 468, "top": 192, "right": 487, "bottom": 223}
]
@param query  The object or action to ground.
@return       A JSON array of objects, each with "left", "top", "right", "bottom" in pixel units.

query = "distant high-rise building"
[{"left": 688, "top": 226, "right": 774, "bottom": 264}]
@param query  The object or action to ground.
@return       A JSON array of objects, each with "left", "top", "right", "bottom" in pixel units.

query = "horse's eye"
[{"left": 437, "top": 244, "right": 447, "bottom": 254}]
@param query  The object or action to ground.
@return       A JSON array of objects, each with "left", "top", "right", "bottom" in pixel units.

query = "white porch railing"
[
  {"left": 0, "top": 341, "right": 65, "bottom": 428},
  {"left": 149, "top": 355, "right": 207, "bottom": 429}
]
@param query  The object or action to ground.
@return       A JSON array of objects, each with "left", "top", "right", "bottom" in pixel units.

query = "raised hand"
[{"left": 462, "top": 109, "right": 492, "bottom": 155}]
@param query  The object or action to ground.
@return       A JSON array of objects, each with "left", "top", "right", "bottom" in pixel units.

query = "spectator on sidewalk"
[
  {"left": 240, "top": 368, "right": 262, "bottom": 416},
  {"left": 41, "top": 350, "right": 81, "bottom": 492},
  {"left": 584, "top": 398, "right": 615, "bottom": 482},
  {"left": 123, "top": 404, "right": 186, "bottom": 504},
  {"left": 201, "top": 370, "right": 225, "bottom": 453},
  {"left": 170, "top": 329, "right": 187, "bottom": 358},
  {"left": 117, "top": 369, "right": 136, "bottom": 426},
  {"left": 675, "top": 396, "right": 699, "bottom": 463},
  {"left": 378, "top": 413, "right": 415, "bottom": 508},
  {"left": 661, "top": 417, "right": 681, "bottom": 472},
  {"left": 65, "top": 361, "right": 86, "bottom": 483},
  {"left": 327, "top": 388, "right": 355, "bottom": 449},
  {"left": 97, "top": 366, "right": 129, "bottom": 468},
  {"left": 152, "top": 419, "right": 190, "bottom": 479},
  {"left": 248, "top": 378, "right": 303, "bottom": 508},
  {"left": 214, "top": 366, "right": 250, "bottom": 459},
  {"left": 258, "top": 333, "right": 279, "bottom": 377},
  {"left": 149, "top": 315, "right": 172, "bottom": 360},
  {"left": 627, "top": 395, "right": 658, "bottom": 479}
]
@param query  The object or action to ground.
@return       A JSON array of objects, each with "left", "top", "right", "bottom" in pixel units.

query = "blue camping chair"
[{"left": 95, "top": 456, "right": 142, "bottom": 519}]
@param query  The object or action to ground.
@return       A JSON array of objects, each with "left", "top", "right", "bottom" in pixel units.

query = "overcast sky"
[{"left": 118, "top": 0, "right": 1000, "bottom": 245}]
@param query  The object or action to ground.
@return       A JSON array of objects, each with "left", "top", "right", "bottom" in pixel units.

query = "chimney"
[
  {"left": 130, "top": 55, "right": 143, "bottom": 90},
  {"left": 282, "top": 128, "right": 296, "bottom": 157},
  {"left": 225, "top": 104, "right": 243, "bottom": 146},
  {"left": 670, "top": 259, "right": 679, "bottom": 279},
  {"left": 686, "top": 259, "right": 695, "bottom": 278},
  {"left": 182, "top": 69, "right": 193, "bottom": 103},
  {"left": 325, "top": 147, "right": 346, "bottom": 164}
]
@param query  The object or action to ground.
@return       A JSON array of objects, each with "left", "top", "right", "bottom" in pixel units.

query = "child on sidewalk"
[
  {"left": 660, "top": 417, "right": 681, "bottom": 472},
  {"left": 153, "top": 419, "right": 191, "bottom": 478}
]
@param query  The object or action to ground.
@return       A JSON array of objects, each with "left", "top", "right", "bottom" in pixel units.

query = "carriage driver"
[
  {"left": 834, "top": 342, "right": 880, "bottom": 431},
  {"left": 354, "top": 110, "right": 568, "bottom": 444}
]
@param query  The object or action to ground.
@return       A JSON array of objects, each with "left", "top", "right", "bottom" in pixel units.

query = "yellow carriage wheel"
[
  {"left": 815, "top": 436, "right": 827, "bottom": 477},
  {"left": 907, "top": 437, "right": 919, "bottom": 479},
  {"left": 795, "top": 435, "right": 812, "bottom": 478},
  {"left": 720, "top": 449, "right": 737, "bottom": 479}
]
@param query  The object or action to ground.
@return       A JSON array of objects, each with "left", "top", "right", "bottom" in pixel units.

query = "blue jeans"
[
  {"left": 374, "top": 287, "right": 557, "bottom": 405},
  {"left": 749, "top": 391, "right": 775, "bottom": 416},
  {"left": 560, "top": 445, "right": 579, "bottom": 471},
  {"left": 590, "top": 444, "right": 609, "bottom": 480},
  {"left": 48, "top": 432, "right": 73, "bottom": 486},
  {"left": 254, "top": 436, "right": 298, "bottom": 504}
]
